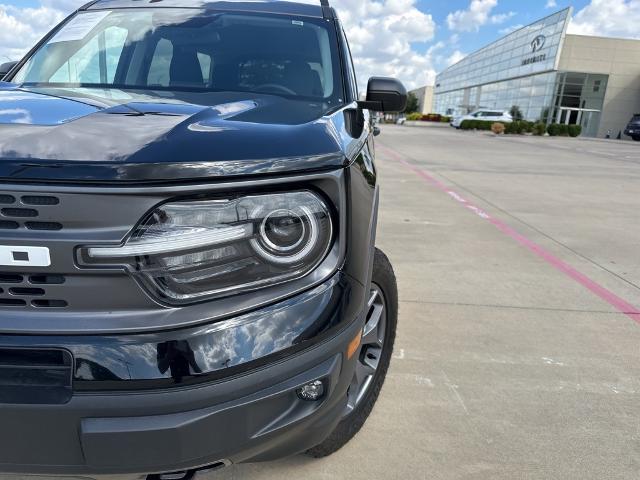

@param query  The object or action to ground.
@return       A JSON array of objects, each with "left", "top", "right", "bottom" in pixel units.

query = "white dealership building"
[{"left": 433, "top": 8, "right": 640, "bottom": 138}]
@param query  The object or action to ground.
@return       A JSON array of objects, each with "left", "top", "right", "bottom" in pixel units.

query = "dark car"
[
  {"left": 0, "top": 1, "right": 406, "bottom": 478},
  {"left": 624, "top": 114, "right": 640, "bottom": 141}
]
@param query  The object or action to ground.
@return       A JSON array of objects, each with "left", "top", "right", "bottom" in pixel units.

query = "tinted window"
[{"left": 13, "top": 9, "right": 343, "bottom": 108}]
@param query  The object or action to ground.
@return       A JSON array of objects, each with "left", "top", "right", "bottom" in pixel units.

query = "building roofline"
[
  {"left": 565, "top": 33, "right": 640, "bottom": 43},
  {"left": 437, "top": 7, "right": 572, "bottom": 76}
]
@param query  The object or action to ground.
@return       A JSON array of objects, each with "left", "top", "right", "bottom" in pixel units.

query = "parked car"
[
  {"left": 451, "top": 110, "right": 513, "bottom": 128},
  {"left": 0, "top": 1, "right": 405, "bottom": 478},
  {"left": 624, "top": 114, "right": 640, "bottom": 141}
]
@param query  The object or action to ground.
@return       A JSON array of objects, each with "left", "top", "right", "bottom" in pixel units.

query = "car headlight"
[{"left": 79, "top": 191, "right": 334, "bottom": 305}]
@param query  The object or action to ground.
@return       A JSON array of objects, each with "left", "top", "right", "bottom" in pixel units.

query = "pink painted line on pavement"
[{"left": 378, "top": 144, "right": 640, "bottom": 325}]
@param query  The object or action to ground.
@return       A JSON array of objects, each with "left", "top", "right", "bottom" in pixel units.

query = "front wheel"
[
  {"left": 632, "top": 136, "right": 640, "bottom": 142},
  {"left": 306, "top": 248, "right": 398, "bottom": 458}
]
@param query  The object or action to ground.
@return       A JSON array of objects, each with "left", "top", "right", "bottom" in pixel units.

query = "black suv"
[
  {"left": 0, "top": 1, "right": 406, "bottom": 479},
  {"left": 624, "top": 114, "right": 640, "bottom": 141}
]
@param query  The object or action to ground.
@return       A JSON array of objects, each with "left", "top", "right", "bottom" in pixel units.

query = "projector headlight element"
[{"left": 80, "top": 191, "right": 333, "bottom": 305}]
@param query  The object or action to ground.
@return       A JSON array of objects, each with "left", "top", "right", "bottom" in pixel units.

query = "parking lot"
[{"left": 13, "top": 126, "right": 640, "bottom": 480}]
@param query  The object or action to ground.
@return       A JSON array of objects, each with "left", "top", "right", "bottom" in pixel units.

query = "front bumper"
[{"left": 0, "top": 274, "right": 365, "bottom": 477}]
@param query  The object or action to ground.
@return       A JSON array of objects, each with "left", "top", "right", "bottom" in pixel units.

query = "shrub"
[
  {"left": 421, "top": 113, "right": 441, "bottom": 122},
  {"left": 512, "top": 121, "right": 535, "bottom": 134},
  {"left": 441, "top": 116, "right": 452, "bottom": 123},
  {"left": 460, "top": 119, "right": 474, "bottom": 130},
  {"left": 505, "top": 122, "right": 518, "bottom": 134},
  {"left": 547, "top": 123, "right": 572, "bottom": 136},
  {"left": 568, "top": 124, "right": 582, "bottom": 137},
  {"left": 533, "top": 122, "right": 547, "bottom": 136},
  {"left": 461, "top": 120, "right": 498, "bottom": 131},
  {"left": 406, "top": 112, "right": 422, "bottom": 121},
  {"left": 492, "top": 122, "right": 506, "bottom": 135}
]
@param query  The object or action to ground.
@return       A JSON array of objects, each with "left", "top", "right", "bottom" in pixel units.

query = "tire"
[
  {"left": 633, "top": 136, "right": 640, "bottom": 142},
  {"left": 306, "top": 248, "right": 398, "bottom": 458}
]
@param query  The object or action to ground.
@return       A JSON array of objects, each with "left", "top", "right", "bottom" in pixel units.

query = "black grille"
[
  {"left": 0, "top": 221, "right": 19, "bottom": 230},
  {"left": 0, "top": 273, "right": 68, "bottom": 309},
  {"left": 2, "top": 208, "right": 38, "bottom": 218},
  {"left": 21, "top": 196, "right": 60, "bottom": 206},
  {"left": 0, "top": 194, "right": 63, "bottom": 230},
  {"left": 25, "top": 221, "right": 64, "bottom": 231}
]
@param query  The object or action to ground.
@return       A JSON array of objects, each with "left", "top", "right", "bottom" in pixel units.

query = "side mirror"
[
  {"left": 359, "top": 77, "right": 407, "bottom": 113},
  {"left": 0, "top": 61, "right": 18, "bottom": 81},
  {"left": 373, "top": 127, "right": 381, "bottom": 137}
]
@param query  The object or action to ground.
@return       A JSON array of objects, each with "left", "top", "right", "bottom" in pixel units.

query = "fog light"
[{"left": 296, "top": 380, "right": 325, "bottom": 401}]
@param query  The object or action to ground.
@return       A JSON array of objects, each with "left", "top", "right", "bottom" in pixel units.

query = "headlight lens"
[{"left": 80, "top": 191, "right": 333, "bottom": 304}]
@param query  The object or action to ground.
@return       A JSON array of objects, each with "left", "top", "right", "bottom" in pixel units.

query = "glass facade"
[
  {"left": 434, "top": 9, "right": 572, "bottom": 121},
  {"left": 436, "top": 72, "right": 558, "bottom": 121}
]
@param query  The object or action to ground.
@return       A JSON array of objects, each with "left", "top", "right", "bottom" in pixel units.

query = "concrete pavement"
[{"left": 10, "top": 126, "right": 640, "bottom": 480}]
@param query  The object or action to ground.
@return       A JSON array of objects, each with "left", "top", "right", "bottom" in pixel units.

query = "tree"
[
  {"left": 509, "top": 105, "right": 524, "bottom": 121},
  {"left": 540, "top": 107, "right": 551, "bottom": 124},
  {"left": 404, "top": 93, "right": 420, "bottom": 114}
]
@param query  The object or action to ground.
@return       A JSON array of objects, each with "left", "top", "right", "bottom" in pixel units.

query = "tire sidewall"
[{"left": 306, "top": 249, "right": 398, "bottom": 458}]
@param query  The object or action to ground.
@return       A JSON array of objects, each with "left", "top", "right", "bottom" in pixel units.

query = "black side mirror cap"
[
  {"left": 0, "top": 61, "right": 18, "bottom": 81},
  {"left": 373, "top": 126, "right": 381, "bottom": 136},
  {"left": 358, "top": 77, "right": 407, "bottom": 113}
]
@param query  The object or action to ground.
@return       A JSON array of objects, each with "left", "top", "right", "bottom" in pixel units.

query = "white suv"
[{"left": 451, "top": 110, "right": 513, "bottom": 128}]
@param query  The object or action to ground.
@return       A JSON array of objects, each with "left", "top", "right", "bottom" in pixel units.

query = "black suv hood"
[{"left": 0, "top": 85, "right": 348, "bottom": 184}]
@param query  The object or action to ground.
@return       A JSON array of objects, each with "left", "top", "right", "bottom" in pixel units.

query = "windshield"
[{"left": 12, "top": 9, "right": 344, "bottom": 107}]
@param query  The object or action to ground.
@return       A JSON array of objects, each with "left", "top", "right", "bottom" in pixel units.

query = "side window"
[
  {"left": 197, "top": 52, "right": 212, "bottom": 84},
  {"left": 50, "top": 26, "right": 128, "bottom": 83},
  {"left": 147, "top": 39, "right": 173, "bottom": 87}
]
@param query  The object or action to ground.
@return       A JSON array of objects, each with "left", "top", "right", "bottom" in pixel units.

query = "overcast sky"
[{"left": 1, "top": 0, "right": 638, "bottom": 90}]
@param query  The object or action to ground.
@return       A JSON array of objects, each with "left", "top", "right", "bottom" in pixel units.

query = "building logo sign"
[
  {"left": 531, "top": 35, "right": 546, "bottom": 53},
  {"left": 522, "top": 35, "right": 548, "bottom": 66},
  {"left": 522, "top": 54, "right": 547, "bottom": 66}
]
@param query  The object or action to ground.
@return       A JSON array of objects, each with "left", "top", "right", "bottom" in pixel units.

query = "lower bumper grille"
[{"left": 0, "top": 347, "right": 73, "bottom": 405}]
